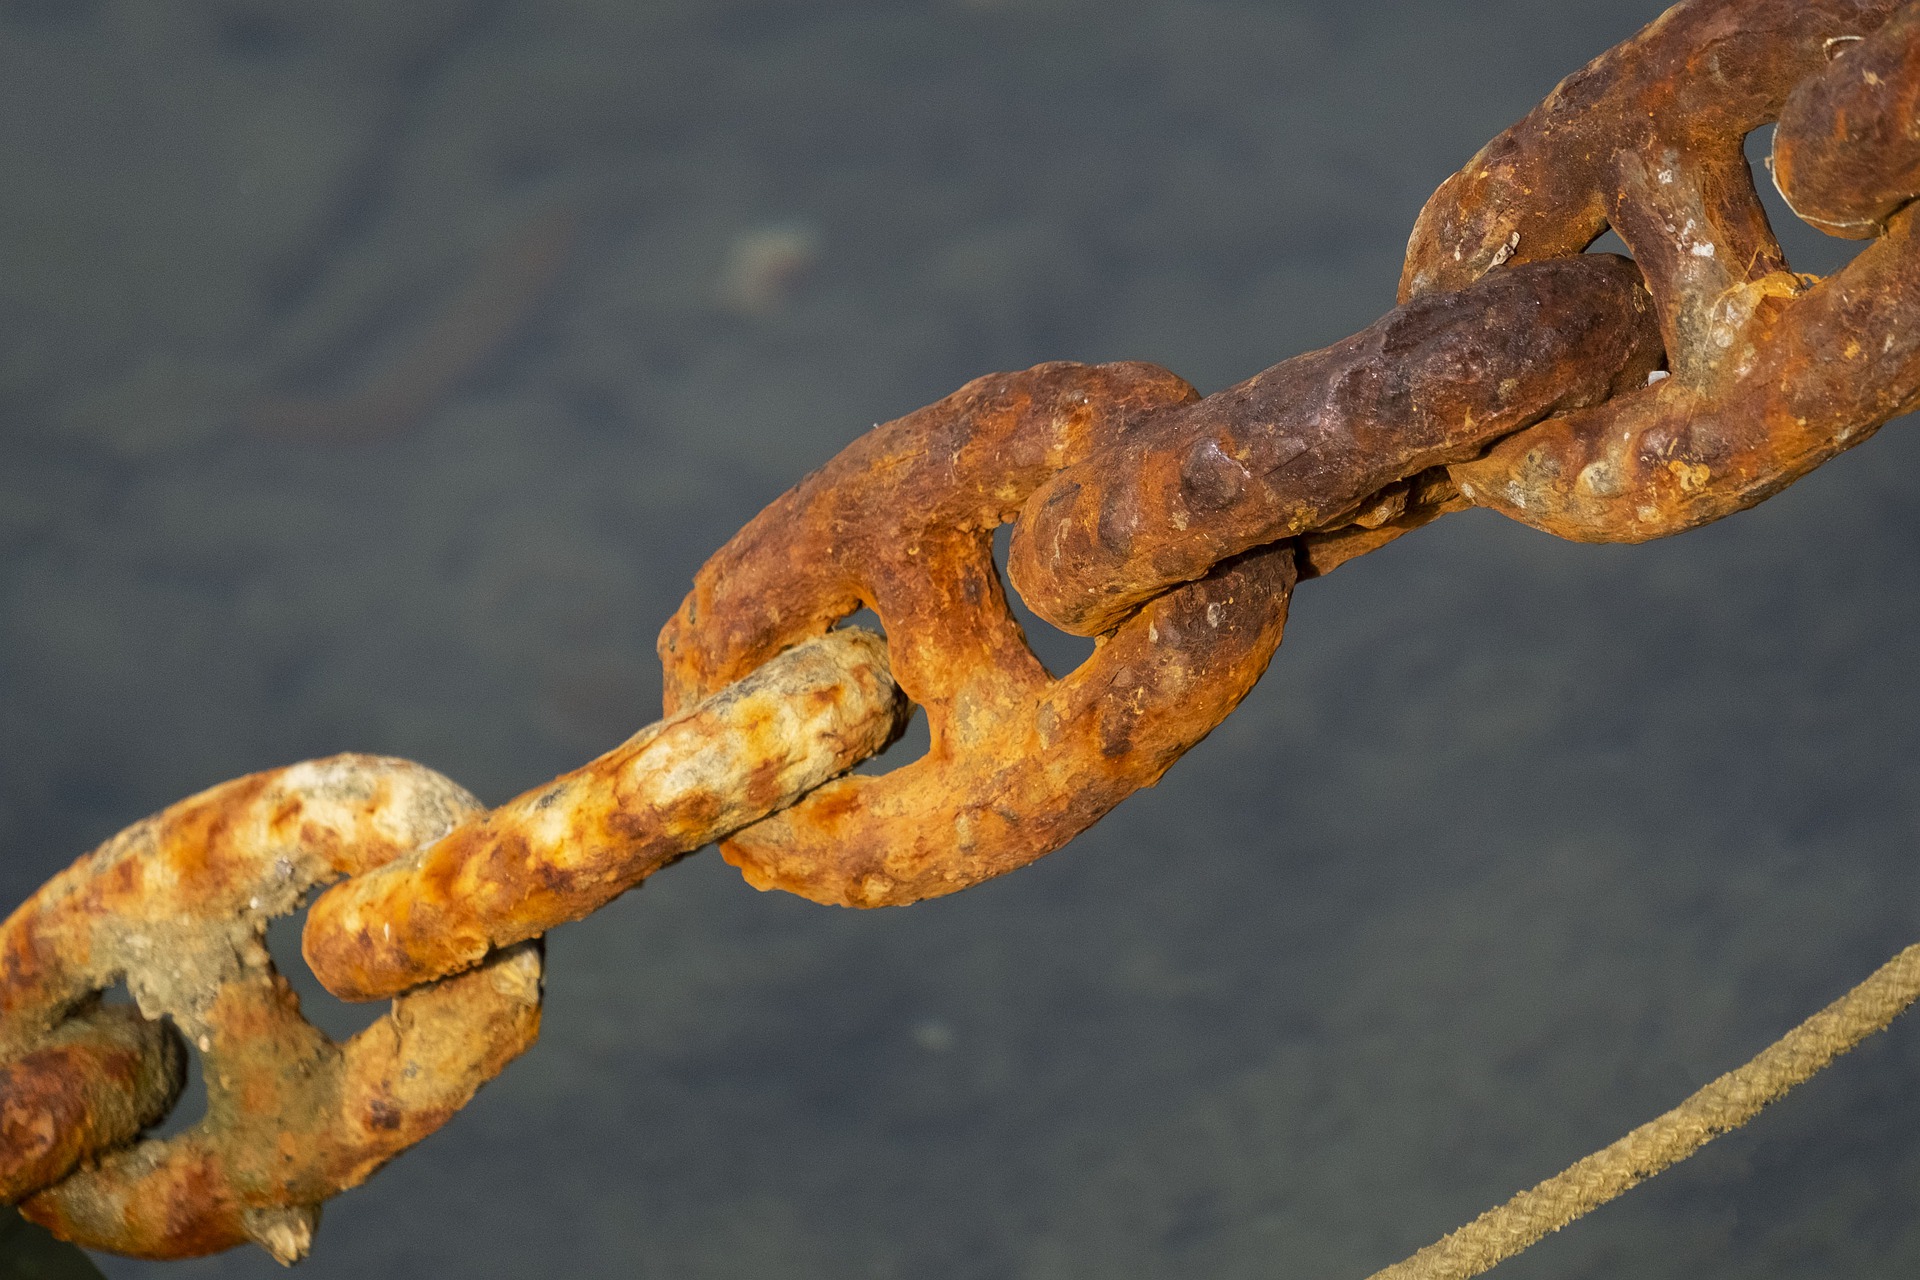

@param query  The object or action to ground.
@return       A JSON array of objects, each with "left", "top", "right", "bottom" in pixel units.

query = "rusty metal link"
[
  {"left": 9, "top": 0, "right": 1920, "bottom": 1267},
  {"left": 303, "top": 629, "right": 903, "bottom": 1001},
  {"left": 0, "top": 633, "right": 901, "bottom": 1261},
  {"left": 0, "top": 1005, "right": 183, "bottom": 1206},
  {"left": 1410, "top": 0, "right": 1920, "bottom": 543},
  {"left": 1003, "top": 257, "right": 1662, "bottom": 635},
  {"left": 1, "top": 756, "right": 543, "bottom": 1262},
  {"left": 659, "top": 361, "right": 1297, "bottom": 908},
  {"left": 1010, "top": 0, "right": 1920, "bottom": 628},
  {"left": 1776, "top": 3, "right": 1920, "bottom": 239},
  {"left": 662, "top": 1, "right": 1920, "bottom": 911}
]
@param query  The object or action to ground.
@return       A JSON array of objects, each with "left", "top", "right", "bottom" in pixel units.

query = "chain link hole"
[
  {"left": 850, "top": 705, "right": 929, "bottom": 778},
  {"left": 266, "top": 902, "right": 385, "bottom": 1043},
  {"left": 993, "top": 523, "right": 1096, "bottom": 677},
  {"left": 146, "top": 1046, "right": 204, "bottom": 1142},
  {"left": 1587, "top": 227, "right": 1633, "bottom": 258},
  {"left": 835, "top": 607, "right": 931, "bottom": 777},
  {"left": 131, "top": 903, "right": 391, "bottom": 1138},
  {"left": 1747, "top": 124, "right": 1872, "bottom": 275},
  {"left": 107, "top": 971, "right": 205, "bottom": 1143},
  {"left": 75, "top": 982, "right": 203, "bottom": 1144}
]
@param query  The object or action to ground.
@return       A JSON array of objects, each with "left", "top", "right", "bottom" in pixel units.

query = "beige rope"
[{"left": 1369, "top": 941, "right": 1920, "bottom": 1280}]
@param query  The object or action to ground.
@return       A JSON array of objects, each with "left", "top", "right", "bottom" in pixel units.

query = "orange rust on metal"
[
  {"left": 303, "top": 629, "right": 905, "bottom": 1003},
  {"left": 0, "top": 757, "right": 542, "bottom": 1263},
  {"left": 1775, "top": 4, "right": 1920, "bottom": 238},
  {"left": 659, "top": 362, "right": 1295, "bottom": 909},
  {"left": 1006, "top": 258, "right": 1663, "bottom": 636},
  {"left": 1403, "top": 0, "right": 1920, "bottom": 544},
  {"left": 1400, "top": 0, "right": 1902, "bottom": 300},
  {"left": 1, "top": 1005, "right": 184, "bottom": 1205}
]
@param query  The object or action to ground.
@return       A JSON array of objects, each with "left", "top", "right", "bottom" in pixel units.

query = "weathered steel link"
[
  {"left": 660, "top": 361, "right": 1294, "bottom": 908},
  {"left": 0, "top": 632, "right": 901, "bottom": 1259},
  {"left": 1009, "top": 0, "right": 1920, "bottom": 627},
  {"left": 1005, "top": 257, "right": 1662, "bottom": 636},
  {"left": 1409, "top": 0, "right": 1920, "bottom": 543},
  {"left": 304, "top": 629, "right": 905, "bottom": 1002},
  {"left": 1775, "top": 2, "right": 1920, "bottom": 237},
  {"left": 1, "top": 757, "right": 543, "bottom": 1262},
  {"left": 8, "top": 0, "right": 1920, "bottom": 1269},
  {"left": 0, "top": 1005, "right": 183, "bottom": 1205},
  {"left": 1398, "top": 0, "right": 1905, "bottom": 299}
]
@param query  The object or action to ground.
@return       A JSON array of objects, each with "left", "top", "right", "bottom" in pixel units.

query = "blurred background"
[{"left": 4, "top": 0, "right": 1920, "bottom": 1276}]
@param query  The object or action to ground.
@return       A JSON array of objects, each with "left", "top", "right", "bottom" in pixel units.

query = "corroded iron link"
[
  {"left": 1, "top": 757, "right": 544, "bottom": 1263},
  {"left": 659, "top": 362, "right": 1296, "bottom": 908},
  {"left": 0, "top": 1006, "right": 183, "bottom": 1205},
  {"left": 1410, "top": 0, "right": 1920, "bottom": 542},
  {"left": 8, "top": 0, "right": 1920, "bottom": 1268},
  {"left": 1010, "top": 0, "right": 1920, "bottom": 626},
  {"left": 0, "top": 632, "right": 901, "bottom": 1261},
  {"left": 304, "top": 629, "right": 904, "bottom": 1002},
  {"left": 1775, "top": 2, "right": 1920, "bottom": 237},
  {"left": 1005, "top": 257, "right": 1662, "bottom": 636},
  {"left": 1400, "top": 0, "right": 1904, "bottom": 300}
]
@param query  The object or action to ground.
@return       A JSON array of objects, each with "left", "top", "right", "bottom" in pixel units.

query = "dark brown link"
[
  {"left": 659, "top": 362, "right": 1294, "bottom": 909},
  {"left": 1, "top": 1005, "right": 184, "bottom": 1206},
  {"left": 1775, "top": 2, "right": 1920, "bottom": 237},
  {"left": 1405, "top": 0, "right": 1920, "bottom": 543},
  {"left": 1005, "top": 257, "right": 1662, "bottom": 636},
  {"left": 1400, "top": 0, "right": 1901, "bottom": 304}
]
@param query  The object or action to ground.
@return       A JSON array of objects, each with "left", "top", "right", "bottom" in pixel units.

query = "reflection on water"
[{"left": 4, "top": 2, "right": 1920, "bottom": 1276}]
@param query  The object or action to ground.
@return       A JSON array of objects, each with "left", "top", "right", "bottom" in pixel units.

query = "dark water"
[{"left": 5, "top": 1, "right": 1920, "bottom": 1276}]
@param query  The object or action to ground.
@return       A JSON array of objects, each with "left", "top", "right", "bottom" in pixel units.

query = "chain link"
[{"left": 6, "top": 0, "right": 1920, "bottom": 1263}]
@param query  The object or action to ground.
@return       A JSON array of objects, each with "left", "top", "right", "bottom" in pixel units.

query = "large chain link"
[
  {"left": 1, "top": 633, "right": 899, "bottom": 1260},
  {"left": 6, "top": 0, "right": 1920, "bottom": 1263},
  {"left": 1013, "top": 0, "right": 1920, "bottom": 627}
]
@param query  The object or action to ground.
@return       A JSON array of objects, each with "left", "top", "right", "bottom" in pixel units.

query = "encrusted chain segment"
[
  {"left": 304, "top": 630, "right": 904, "bottom": 1002},
  {"left": 0, "top": 634, "right": 899, "bottom": 1261},
  {"left": 6, "top": 0, "right": 1920, "bottom": 1265},
  {"left": 1014, "top": 0, "right": 1920, "bottom": 627}
]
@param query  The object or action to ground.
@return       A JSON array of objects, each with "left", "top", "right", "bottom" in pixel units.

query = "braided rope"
[{"left": 1371, "top": 940, "right": 1920, "bottom": 1280}]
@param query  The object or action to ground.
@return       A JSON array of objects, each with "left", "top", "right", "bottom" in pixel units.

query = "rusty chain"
[{"left": 6, "top": 0, "right": 1920, "bottom": 1264}]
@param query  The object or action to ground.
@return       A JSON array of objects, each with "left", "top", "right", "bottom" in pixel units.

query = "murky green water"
[{"left": 5, "top": 2, "right": 1920, "bottom": 1276}]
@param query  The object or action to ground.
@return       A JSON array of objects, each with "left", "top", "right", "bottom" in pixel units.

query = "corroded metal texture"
[
  {"left": 0, "top": 758, "right": 542, "bottom": 1263},
  {"left": 304, "top": 629, "right": 905, "bottom": 1002},
  {"left": 1, "top": 1006, "right": 183, "bottom": 1205},
  {"left": 1005, "top": 257, "right": 1662, "bottom": 636},
  {"left": 1404, "top": 0, "right": 1920, "bottom": 543},
  {"left": 1775, "top": 3, "right": 1920, "bottom": 237},
  {"left": 1446, "top": 213, "right": 1920, "bottom": 542},
  {"left": 659, "top": 362, "right": 1295, "bottom": 908},
  {"left": 1400, "top": 0, "right": 1902, "bottom": 301},
  {"left": 13, "top": 3, "right": 1920, "bottom": 1267}
]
